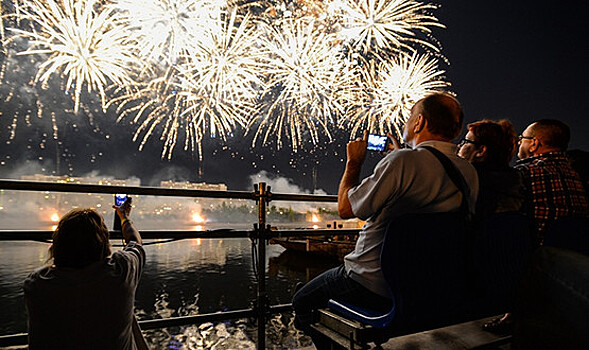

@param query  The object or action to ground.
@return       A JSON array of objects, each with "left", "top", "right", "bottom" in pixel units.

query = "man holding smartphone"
[{"left": 293, "top": 92, "right": 479, "bottom": 348}]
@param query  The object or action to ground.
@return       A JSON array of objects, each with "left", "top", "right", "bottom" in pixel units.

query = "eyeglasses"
[
  {"left": 458, "top": 138, "right": 481, "bottom": 147},
  {"left": 518, "top": 135, "right": 534, "bottom": 141}
]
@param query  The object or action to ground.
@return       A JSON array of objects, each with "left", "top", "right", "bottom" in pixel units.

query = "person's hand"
[
  {"left": 113, "top": 196, "right": 132, "bottom": 221},
  {"left": 386, "top": 132, "right": 402, "bottom": 153},
  {"left": 347, "top": 130, "right": 368, "bottom": 165}
]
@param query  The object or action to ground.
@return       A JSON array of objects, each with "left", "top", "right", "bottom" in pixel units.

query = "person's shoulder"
[
  {"left": 23, "top": 266, "right": 53, "bottom": 292},
  {"left": 112, "top": 241, "right": 145, "bottom": 265}
]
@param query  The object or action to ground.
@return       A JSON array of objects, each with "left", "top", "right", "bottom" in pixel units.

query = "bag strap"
[{"left": 421, "top": 146, "right": 472, "bottom": 219}]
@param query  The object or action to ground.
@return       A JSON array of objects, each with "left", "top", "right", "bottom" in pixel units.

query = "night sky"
[{"left": 0, "top": 0, "right": 587, "bottom": 195}]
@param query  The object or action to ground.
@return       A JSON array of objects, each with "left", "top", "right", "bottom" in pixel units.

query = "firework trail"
[
  {"left": 1, "top": 0, "right": 449, "bottom": 158},
  {"left": 251, "top": 18, "right": 353, "bottom": 152},
  {"left": 108, "top": 0, "right": 219, "bottom": 66},
  {"left": 327, "top": 0, "right": 444, "bottom": 54},
  {"left": 6, "top": 0, "right": 135, "bottom": 113},
  {"left": 341, "top": 52, "right": 449, "bottom": 139}
]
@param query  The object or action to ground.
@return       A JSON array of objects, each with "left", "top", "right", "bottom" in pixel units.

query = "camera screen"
[
  {"left": 367, "top": 134, "right": 387, "bottom": 152},
  {"left": 115, "top": 194, "right": 127, "bottom": 206}
]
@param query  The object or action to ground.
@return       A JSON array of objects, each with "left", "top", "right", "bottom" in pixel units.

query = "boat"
[{"left": 269, "top": 235, "right": 356, "bottom": 260}]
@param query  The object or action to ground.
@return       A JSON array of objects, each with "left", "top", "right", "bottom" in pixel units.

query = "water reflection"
[{"left": 0, "top": 238, "right": 339, "bottom": 348}]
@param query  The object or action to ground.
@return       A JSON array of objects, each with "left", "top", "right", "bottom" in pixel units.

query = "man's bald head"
[{"left": 417, "top": 93, "right": 464, "bottom": 141}]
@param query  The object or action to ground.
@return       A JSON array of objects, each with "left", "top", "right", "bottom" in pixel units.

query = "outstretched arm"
[{"left": 113, "top": 197, "right": 142, "bottom": 245}]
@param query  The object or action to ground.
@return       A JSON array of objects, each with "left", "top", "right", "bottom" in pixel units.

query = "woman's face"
[{"left": 457, "top": 130, "right": 483, "bottom": 163}]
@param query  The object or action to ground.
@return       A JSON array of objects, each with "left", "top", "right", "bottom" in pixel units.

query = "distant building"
[
  {"left": 160, "top": 180, "right": 227, "bottom": 192},
  {"left": 17, "top": 175, "right": 141, "bottom": 220}
]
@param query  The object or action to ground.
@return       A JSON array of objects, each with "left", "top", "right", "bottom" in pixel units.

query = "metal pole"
[{"left": 256, "top": 182, "right": 269, "bottom": 349}]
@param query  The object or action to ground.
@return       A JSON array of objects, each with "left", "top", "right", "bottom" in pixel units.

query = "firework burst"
[
  {"left": 251, "top": 18, "right": 353, "bottom": 152},
  {"left": 328, "top": 0, "right": 444, "bottom": 54},
  {"left": 108, "top": 0, "right": 221, "bottom": 66},
  {"left": 341, "top": 52, "right": 449, "bottom": 139},
  {"left": 6, "top": 0, "right": 135, "bottom": 113}
]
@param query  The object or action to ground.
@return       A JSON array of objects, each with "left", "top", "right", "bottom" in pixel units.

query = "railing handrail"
[
  {"left": 0, "top": 179, "right": 338, "bottom": 202},
  {"left": 0, "top": 228, "right": 360, "bottom": 241}
]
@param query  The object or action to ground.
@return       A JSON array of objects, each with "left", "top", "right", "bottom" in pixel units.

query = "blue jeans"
[{"left": 292, "top": 265, "right": 392, "bottom": 347}]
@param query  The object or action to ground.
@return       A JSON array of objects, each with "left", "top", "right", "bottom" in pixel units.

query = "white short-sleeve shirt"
[{"left": 345, "top": 141, "right": 478, "bottom": 297}]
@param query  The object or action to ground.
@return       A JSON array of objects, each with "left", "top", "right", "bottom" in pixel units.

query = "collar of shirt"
[{"left": 515, "top": 151, "right": 568, "bottom": 166}]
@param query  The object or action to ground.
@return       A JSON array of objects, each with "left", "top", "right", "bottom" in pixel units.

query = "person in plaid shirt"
[{"left": 515, "top": 119, "right": 588, "bottom": 244}]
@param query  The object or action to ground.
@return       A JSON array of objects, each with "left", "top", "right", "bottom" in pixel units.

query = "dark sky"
[{"left": 1, "top": 0, "right": 588, "bottom": 195}]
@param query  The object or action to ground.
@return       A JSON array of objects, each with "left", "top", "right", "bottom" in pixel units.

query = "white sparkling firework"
[
  {"left": 341, "top": 52, "right": 449, "bottom": 139},
  {"left": 7, "top": 0, "right": 135, "bottom": 113},
  {"left": 110, "top": 10, "right": 264, "bottom": 160},
  {"left": 328, "top": 0, "right": 444, "bottom": 54},
  {"left": 174, "top": 10, "right": 265, "bottom": 160},
  {"left": 251, "top": 18, "right": 352, "bottom": 152},
  {"left": 105, "top": 66, "right": 181, "bottom": 157},
  {"left": 108, "top": 0, "right": 221, "bottom": 66}
]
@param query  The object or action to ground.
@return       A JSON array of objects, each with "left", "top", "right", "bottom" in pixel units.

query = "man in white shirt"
[{"left": 293, "top": 93, "right": 478, "bottom": 348}]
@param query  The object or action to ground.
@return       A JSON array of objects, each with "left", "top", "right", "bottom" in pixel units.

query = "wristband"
[{"left": 121, "top": 218, "right": 131, "bottom": 227}]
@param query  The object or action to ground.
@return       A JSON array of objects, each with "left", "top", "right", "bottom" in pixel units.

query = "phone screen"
[
  {"left": 115, "top": 194, "right": 128, "bottom": 207},
  {"left": 367, "top": 134, "right": 388, "bottom": 152}
]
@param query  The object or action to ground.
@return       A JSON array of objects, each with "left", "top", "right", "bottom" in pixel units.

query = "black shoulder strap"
[{"left": 421, "top": 146, "right": 472, "bottom": 217}]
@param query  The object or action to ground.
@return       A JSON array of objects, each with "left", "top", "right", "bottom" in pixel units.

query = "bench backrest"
[
  {"left": 380, "top": 212, "right": 473, "bottom": 332},
  {"left": 380, "top": 211, "right": 534, "bottom": 332}
]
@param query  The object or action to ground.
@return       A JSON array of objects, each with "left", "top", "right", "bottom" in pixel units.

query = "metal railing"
[{"left": 0, "top": 179, "right": 359, "bottom": 349}]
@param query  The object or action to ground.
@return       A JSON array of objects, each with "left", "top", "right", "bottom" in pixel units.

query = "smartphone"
[
  {"left": 367, "top": 134, "right": 388, "bottom": 152},
  {"left": 113, "top": 194, "right": 128, "bottom": 231}
]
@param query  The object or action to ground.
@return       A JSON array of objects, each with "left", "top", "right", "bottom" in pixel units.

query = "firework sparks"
[
  {"left": 251, "top": 18, "right": 353, "bottom": 152},
  {"left": 328, "top": 0, "right": 444, "bottom": 54},
  {"left": 105, "top": 66, "right": 181, "bottom": 157},
  {"left": 1, "top": 0, "right": 450, "bottom": 159},
  {"left": 341, "top": 52, "right": 449, "bottom": 139},
  {"left": 172, "top": 10, "right": 264, "bottom": 160},
  {"left": 108, "top": 0, "right": 218, "bottom": 66},
  {"left": 6, "top": 0, "right": 135, "bottom": 113},
  {"left": 108, "top": 10, "right": 265, "bottom": 160}
]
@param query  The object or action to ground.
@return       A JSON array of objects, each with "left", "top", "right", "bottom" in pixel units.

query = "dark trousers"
[{"left": 292, "top": 265, "right": 392, "bottom": 349}]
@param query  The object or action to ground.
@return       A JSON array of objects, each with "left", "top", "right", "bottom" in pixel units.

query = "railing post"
[{"left": 255, "top": 182, "right": 270, "bottom": 349}]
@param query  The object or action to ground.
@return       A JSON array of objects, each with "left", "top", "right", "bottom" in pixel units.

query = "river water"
[{"left": 0, "top": 237, "right": 342, "bottom": 349}]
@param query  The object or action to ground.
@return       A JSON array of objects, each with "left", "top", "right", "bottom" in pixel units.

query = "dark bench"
[{"left": 312, "top": 212, "right": 534, "bottom": 349}]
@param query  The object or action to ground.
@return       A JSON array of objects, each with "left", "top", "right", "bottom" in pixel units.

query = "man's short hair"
[
  {"left": 419, "top": 93, "right": 464, "bottom": 140},
  {"left": 49, "top": 208, "right": 111, "bottom": 268},
  {"left": 531, "top": 119, "right": 570, "bottom": 151}
]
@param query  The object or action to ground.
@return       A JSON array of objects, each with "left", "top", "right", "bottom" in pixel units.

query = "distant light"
[
  {"left": 192, "top": 213, "right": 205, "bottom": 223},
  {"left": 50, "top": 213, "right": 60, "bottom": 222},
  {"left": 51, "top": 225, "right": 57, "bottom": 231},
  {"left": 311, "top": 214, "right": 320, "bottom": 223}
]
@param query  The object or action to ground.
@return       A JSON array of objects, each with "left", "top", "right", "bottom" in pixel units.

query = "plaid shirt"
[{"left": 515, "top": 152, "right": 589, "bottom": 241}]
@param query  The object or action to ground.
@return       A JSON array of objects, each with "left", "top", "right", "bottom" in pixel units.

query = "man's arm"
[{"left": 338, "top": 132, "right": 368, "bottom": 219}]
